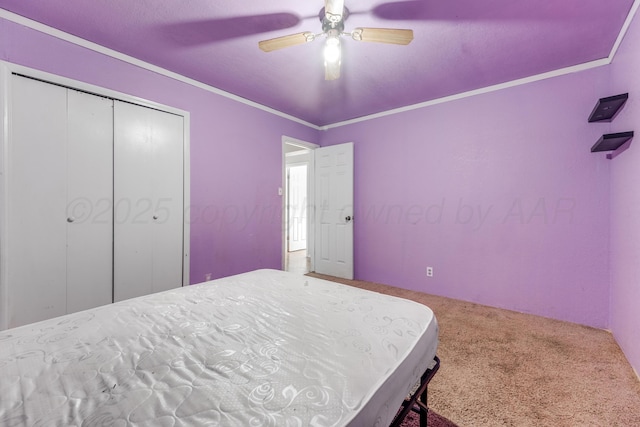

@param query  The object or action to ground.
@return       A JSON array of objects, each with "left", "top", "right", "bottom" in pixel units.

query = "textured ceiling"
[{"left": 0, "top": 0, "right": 635, "bottom": 126}]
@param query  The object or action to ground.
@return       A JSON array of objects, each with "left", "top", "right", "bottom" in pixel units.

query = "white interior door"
[
  {"left": 313, "top": 142, "right": 354, "bottom": 279},
  {"left": 3, "top": 72, "right": 189, "bottom": 328},
  {"left": 66, "top": 90, "right": 114, "bottom": 313},
  {"left": 113, "top": 101, "right": 184, "bottom": 302},
  {"left": 287, "top": 163, "right": 308, "bottom": 252},
  {"left": 7, "top": 76, "right": 114, "bottom": 327},
  {"left": 7, "top": 75, "right": 68, "bottom": 327}
]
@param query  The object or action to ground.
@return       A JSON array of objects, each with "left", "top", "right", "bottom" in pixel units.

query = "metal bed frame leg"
[
  {"left": 420, "top": 383, "right": 429, "bottom": 427},
  {"left": 390, "top": 355, "right": 440, "bottom": 427}
]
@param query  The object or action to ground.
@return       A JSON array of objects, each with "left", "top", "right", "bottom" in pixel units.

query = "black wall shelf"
[
  {"left": 588, "top": 93, "right": 628, "bottom": 122},
  {"left": 588, "top": 93, "right": 632, "bottom": 157},
  {"left": 591, "top": 131, "right": 634, "bottom": 152}
]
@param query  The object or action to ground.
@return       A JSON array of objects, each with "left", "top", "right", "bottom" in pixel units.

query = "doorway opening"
[
  {"left": 281, "top": 137, "right": 354, "bottom": 279},
  {"left": 282, "top": 137, "right": 316, "bottom": 274}
]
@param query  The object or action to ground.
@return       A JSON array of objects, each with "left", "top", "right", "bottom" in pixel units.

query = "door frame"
[
  {"left": 0, "top": 61, "right": 191, "bottom": 330},
  {"left": 282, "top": 136, "right": 319, "bottom": 272}
]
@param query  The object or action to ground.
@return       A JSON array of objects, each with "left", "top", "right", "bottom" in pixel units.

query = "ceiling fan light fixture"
[
  {"left": 324, "top": 35, "right": 341, "bottom": 64},
  {"left": 257, "top": 0, "right": 414, "bottom": 80}
]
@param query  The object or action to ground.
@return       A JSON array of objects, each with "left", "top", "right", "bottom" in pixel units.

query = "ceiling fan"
[{"left": 258, "top": 0, "right": 414, "bottom": 80}]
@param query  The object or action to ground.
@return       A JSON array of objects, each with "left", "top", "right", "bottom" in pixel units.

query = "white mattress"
[{"left": 0, "top": 269, "right": 438, "bottom": 426}]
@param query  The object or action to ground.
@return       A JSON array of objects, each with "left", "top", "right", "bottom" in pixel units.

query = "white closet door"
[
  {"left": 66, "top": 90, "right": 114, "bottom": 313},
  {"left": 7, "top": 76, "right": 115, "bottom": 328},
  {"left": 8, "top": 76, "right": 69, "bottom": 327},
  {"left": 113, "top": 101, "right": 184, "bottom": 302}
]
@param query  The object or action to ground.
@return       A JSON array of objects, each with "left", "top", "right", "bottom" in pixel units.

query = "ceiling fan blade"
[
  {"left": 161, "top": 14, "right": 302, "bottom": 46},
  {"left": 351, "top": 27, "right": 414, "bottom": 45},
  {"left": 259, "top": 32, "right": 315, "bottom": 52},
  {"left": 325, "top": 0, "right": 345, "bottom": 22}
]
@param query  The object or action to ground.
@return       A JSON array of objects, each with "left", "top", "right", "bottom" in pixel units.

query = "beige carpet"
[{"left": 308, "top": 273, "right": 640, "bottom": 426}]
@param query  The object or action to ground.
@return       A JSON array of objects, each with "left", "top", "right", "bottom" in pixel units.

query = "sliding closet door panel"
[
  {"left": 7, "top": 75, "right": 68, "bottom": 327},
  {"left": 113, "top": 101, "right": 184, "bottom": 302},
  {"left": 66, "top": 90, "right": 114, "bottom": 313},
  {"left": 113, "top": 102, "right": 153, "bottom": 301},
  {"left": 146, "top": 108, "right": 184, "bottom": 294}
]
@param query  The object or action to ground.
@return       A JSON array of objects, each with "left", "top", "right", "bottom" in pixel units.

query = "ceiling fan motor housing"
[{"left": 319, "top": 6, "right": 349, "bottom": 33}]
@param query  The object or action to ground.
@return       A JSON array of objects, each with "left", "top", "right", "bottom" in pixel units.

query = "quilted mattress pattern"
[{"left": 0, "top": 269, "right": 438, "bottom": 426}]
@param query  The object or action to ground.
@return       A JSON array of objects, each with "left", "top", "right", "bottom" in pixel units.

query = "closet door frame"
[{"left": 0, "top": 61, "right": 191, "bottom": 330}]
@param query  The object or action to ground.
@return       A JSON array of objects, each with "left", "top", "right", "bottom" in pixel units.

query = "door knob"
[
  {"left": 345, "top": 215, "right": 352, "bottom": 222},
  {"left": 153, "top": 215, "right": 159, "bottom": 220},
  {"left": 67, "top": 217, "right": 75, "bottom": 223}
]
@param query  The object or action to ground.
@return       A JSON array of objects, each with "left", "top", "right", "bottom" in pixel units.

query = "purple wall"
[
  {"left": 609, "top": 11, "right": 640, "bottom": 377},
  {"left": 0, "top": 17, "right": 318, "bottom": 283},
  {"left": 320, "top": 67, "right": 612, "bottom": 329}
]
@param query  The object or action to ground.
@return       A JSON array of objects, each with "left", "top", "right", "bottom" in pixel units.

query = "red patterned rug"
[{"left": 400, "top": 410, "right": 459, "bottom": 427}]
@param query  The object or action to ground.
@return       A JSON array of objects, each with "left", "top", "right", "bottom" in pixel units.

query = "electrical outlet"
[{"left": 426, "top": 266, "right": 433, "bottom": 277}]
